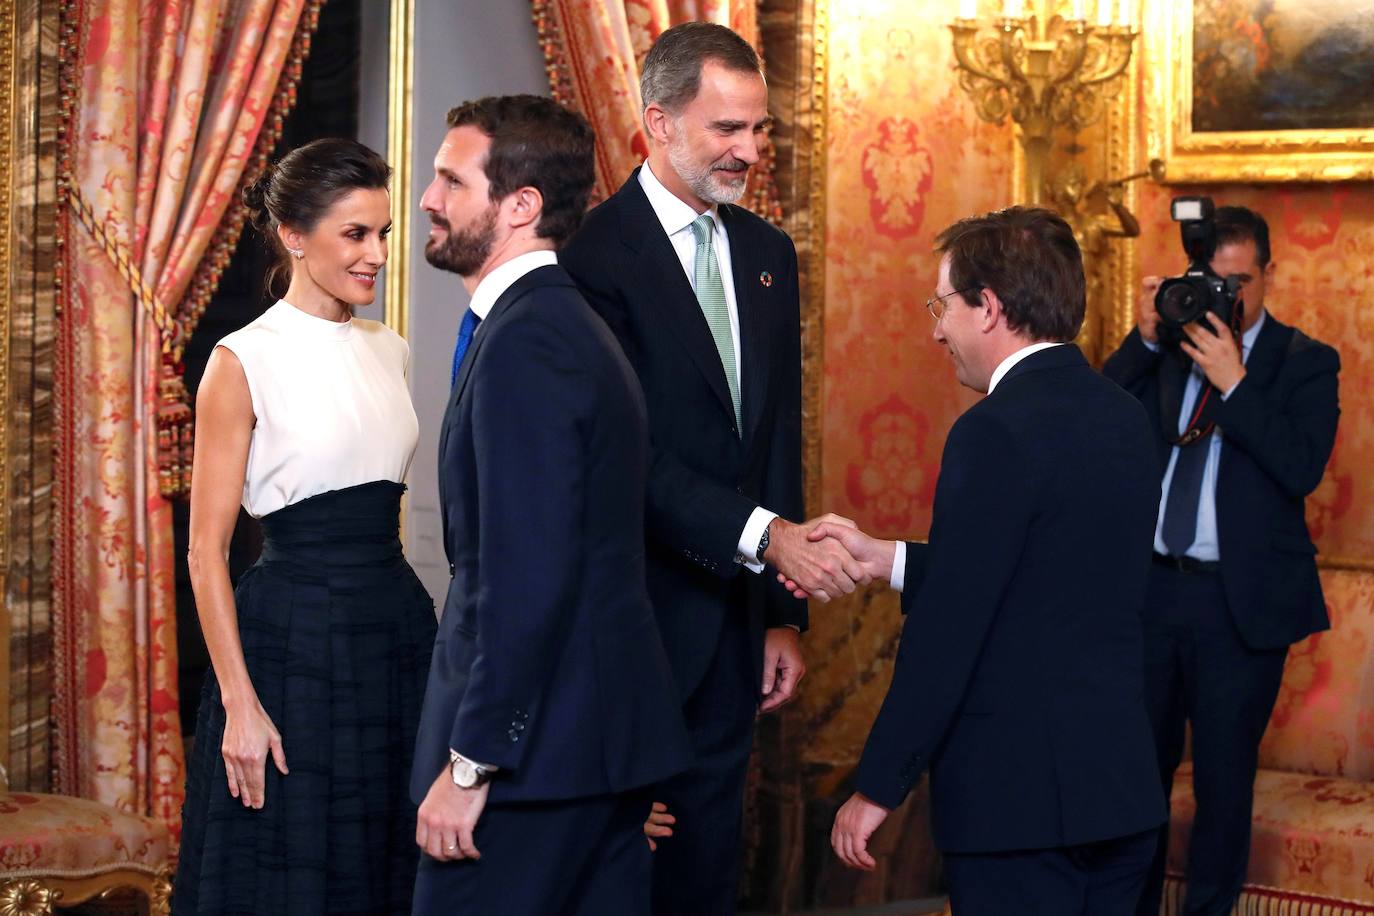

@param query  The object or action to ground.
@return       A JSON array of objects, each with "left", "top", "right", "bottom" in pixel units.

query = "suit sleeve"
[
  {"left": 447, "top": 315, "right": 590, "bottom": 769},
  {"left": 561, "top": 235, "right": 759, "bottom": 579},
  {"left": 760, "top": 239, "right": 808, "bottom": 629},
  {"left": 855, "top": 412, "right": 1034, "bottom": 809},
  {"left": 1101, "top": 328, "right": 1163, "bottom": 397},
  {"left": 1212, "top": 342, "right": 1341, "bottom": 499},
  {"left": 897, "top": 542, "right": 930, "bottom": 612}
]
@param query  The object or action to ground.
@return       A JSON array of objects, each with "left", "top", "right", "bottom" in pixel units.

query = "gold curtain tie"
[{"left": 63, "top": 178, "right": 193, "bottom": 500}]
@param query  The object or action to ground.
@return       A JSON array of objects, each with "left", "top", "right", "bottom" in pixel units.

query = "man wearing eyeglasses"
[{"left": 803, "top": 207, "right": 1166, "bottom": 915}]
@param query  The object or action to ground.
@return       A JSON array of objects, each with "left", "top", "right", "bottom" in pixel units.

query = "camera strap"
[{"left": 1172, "top": 386, "right": 1217, "bottom": 446}]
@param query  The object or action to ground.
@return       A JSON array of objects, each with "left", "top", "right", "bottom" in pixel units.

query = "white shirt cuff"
[
  {"left": 891, "top": 541, "right": 907, "bottom": 593},
  {"left": 736, "top": 507, "right": 779, "bottom": 573},
  {"left": 1141, "top": 335, "right": 1161, "bottom": 353},
  {"left": 1222, "top": 377, "right": 1242, "bottom": 400},
  {"left": 451, "top": 748, "right": 497, "bottom": 772}
]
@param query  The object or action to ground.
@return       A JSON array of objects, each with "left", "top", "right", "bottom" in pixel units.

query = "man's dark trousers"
[
  {"left": 1134, "top": 562, "right": 1287, "bottom": 916},
  {"left": 946, "top": 829, "right": 1158, "bottom": 916},
  {"left": 649, "top": 599, "right": 755, "bottom": 915}
]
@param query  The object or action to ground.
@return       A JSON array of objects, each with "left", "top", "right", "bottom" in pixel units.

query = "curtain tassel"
[{"left": 156, "top": 355, "right": 193, "bottom": 499}]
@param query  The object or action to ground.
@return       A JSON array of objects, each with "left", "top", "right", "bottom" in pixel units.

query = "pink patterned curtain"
[
  {"left": 55, "top": 0, "right": 319, "bottom": 833},
  {"left": 532, "top": 0, "right": 775, "bottom": 216}
]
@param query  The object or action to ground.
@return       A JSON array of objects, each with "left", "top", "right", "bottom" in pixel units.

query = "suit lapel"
[
  {"left": 619, "top": 171, "right": 737, "bottom": 427},
  {"left": 1156, "top": 348, "right": 1190, "bottom": 439},
  {"left": 724, "top": 205, "right": 770, "bottom": 445},
  {"left": 438, "top": 265, "right": 569, "bottom": 479},
  {"left": 1236, "top": 314, "right": 1288, "bottom": 391}
]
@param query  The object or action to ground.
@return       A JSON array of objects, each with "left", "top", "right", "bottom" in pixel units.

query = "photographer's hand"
[
  {"left": 1181, "top": 312, "right": 1246, "bottom": 393},
  {"left": 1138, "top": 276, "right": 1164, "bottom": 343}
]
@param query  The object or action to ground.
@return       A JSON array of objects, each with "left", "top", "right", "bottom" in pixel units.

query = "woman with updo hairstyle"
[{"left": 173, "top": 138, "right": 436, "bottom": 914}]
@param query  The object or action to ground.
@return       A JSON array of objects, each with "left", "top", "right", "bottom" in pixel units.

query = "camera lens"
[{"left": 1156, "top": 280, "right": 1204, "bottom": 327}]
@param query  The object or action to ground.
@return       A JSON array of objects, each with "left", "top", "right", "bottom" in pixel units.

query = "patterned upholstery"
[
  {"left": 0, "top": 791, "right": 170, "bottom": 914},
  {"left": 1260, "top": 570, "right": 1374, "bottom": 781},
  {"left": 1164, "top": 568, "right": 1374, "bottom": 912}
]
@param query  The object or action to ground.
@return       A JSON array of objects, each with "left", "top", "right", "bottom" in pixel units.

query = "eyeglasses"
[{"left": 926, "top": 287, "right": 978, "bottom": 321}]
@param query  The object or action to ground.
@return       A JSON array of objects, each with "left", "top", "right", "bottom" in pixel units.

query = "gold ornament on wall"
[
  {"left": 1047, "top": 158, "right": 1161, "bottom": 361},
  {"left": 949, "top": 0, "right": 1138, "bottom": 205}
]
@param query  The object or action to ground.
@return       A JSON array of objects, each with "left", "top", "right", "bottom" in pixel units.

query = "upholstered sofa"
[
  {"left": 1163, "top": 567, "right": 1374, "bottom": 914},
  {"left": 0, "top": 786, "right": 171, "bottom": 915}
]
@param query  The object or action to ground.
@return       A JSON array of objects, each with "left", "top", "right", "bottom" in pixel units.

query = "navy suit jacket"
[
  {"left": 560, "top": 170, "right": 806, "bottom": 698},
  {"left": 1101, "top": 315, "right": 1340, "bottom": 649},
  {"left": 855, "top": 345, "right": 1167, "bottom": 854},
  {"left": 410, "top": 264, "right": 691, "bottom": 804}
]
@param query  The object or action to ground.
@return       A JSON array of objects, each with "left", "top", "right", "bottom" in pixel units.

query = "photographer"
[{"left": 1102, "top": 205, "right": 1341, "bottom": 916}]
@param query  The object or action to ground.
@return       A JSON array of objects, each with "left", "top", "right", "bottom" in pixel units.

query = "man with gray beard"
[{"left": 561, "top": 21, "right": 863, "bottom": 915}]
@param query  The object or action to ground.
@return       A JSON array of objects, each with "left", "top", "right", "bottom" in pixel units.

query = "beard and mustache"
[
  {"left": 424, "top": 133, "right": 750, "bottom": 275},
  {"left": 668, "top": 132, "right": 750, "bottom": 206},
  {"left": 424, "top": 203, "right": 499, "bottom": 277}
]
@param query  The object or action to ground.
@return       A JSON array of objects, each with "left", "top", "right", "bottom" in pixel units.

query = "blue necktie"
[
  {"left": 1161, "top": 429, "right": 1210, "bottom": 556},
  {"left": 1160, "top": 370, "right": 1218, "bottom": 557},
  {"left": 450, "top": 308, "right": 480, "bottom": 386}
]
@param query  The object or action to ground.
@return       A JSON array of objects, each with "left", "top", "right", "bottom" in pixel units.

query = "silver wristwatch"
[{"left": 449, "top": 750, "right": 492, "bottom": 789}]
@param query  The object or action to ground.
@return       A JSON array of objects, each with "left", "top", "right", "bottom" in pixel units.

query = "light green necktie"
[{"left": 690, "top": 213, "right": 742, "bottom": 434}]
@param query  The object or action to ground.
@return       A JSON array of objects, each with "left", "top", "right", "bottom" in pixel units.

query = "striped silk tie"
[{"left": 690, "top": 214, "right": 742, "bottom": 434}]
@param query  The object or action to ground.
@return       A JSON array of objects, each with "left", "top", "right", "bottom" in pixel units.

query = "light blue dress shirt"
[{"left": 1150, "top": 311, "right": 1266, "bottom": 560}]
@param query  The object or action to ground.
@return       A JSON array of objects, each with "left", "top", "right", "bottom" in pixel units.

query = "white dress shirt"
[
  {"left": 890, "top": 341, "right": 1066, "bottom": 592},
  {"left": 467, "top": 249, "right": 559, "bottom": 320},
  {"left": 1147, "top": 310, "right": 1266, "bottom": 560},
  {"left": 638, "top": 162, "right": 775, "bottom": 572}
]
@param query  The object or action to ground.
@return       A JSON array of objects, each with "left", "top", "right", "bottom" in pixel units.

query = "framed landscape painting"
[{"left": 1145, "top": 0, "right": 1374, "bottom": 182}]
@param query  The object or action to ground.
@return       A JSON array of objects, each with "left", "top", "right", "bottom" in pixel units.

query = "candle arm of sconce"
[
  {"left": 997, "top": 27, "right": 1031, "bottom": 88},
  {"left": 950, "top": 29, "right": 1010, "bottom": 87},
  {"left": 1047, "top": 31, "right": 1090, "bottom": 90},
  {"left": 1076, "top": 36, "right": 1134, "bottom": 86}
]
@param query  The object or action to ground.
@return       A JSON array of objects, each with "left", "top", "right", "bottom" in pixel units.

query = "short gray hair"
[{"left": 640, "top": 22, "right": 762, "bottom": 116}]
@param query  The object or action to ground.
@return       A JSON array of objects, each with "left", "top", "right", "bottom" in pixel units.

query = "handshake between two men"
[{"left": 768, "top": 517, "right": 896, "bottom": 602}]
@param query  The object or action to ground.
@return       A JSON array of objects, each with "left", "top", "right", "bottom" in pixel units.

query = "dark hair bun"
[{"left": 242, "top": 168, "right": 274, "bottom": 232}]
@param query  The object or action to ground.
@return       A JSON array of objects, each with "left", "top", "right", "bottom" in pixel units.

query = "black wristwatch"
[{"left": 756, "top": 523, "right": 771, "bottom": 562}]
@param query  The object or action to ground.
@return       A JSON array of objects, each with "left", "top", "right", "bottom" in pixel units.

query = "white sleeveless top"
[{"left": 215, "top": 300, "right": 419, "bottom": 518}]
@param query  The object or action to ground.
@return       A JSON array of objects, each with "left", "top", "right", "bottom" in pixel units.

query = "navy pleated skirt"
[{"left": 173, "top": 481, "right": 437, "bottom": 915}]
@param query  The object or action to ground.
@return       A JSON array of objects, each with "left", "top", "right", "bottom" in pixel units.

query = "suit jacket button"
[
  {"left": 508, "top": 730, "right": 520, "bottom": 742},
  {"left": 448, "top": 563, "right": 455, "bottom": 576},
  {"left": 513, "top": 721, "right": 525, "bottom": 731}
]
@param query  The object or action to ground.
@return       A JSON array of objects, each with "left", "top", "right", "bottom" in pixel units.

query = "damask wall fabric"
[{"left": 55, "top": 0, "right": 311, "bottom": 833}]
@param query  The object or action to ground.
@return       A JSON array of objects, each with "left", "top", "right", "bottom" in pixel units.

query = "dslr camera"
[{"left": 1154, "top": 196, "right": 1243, "bottom": 350}]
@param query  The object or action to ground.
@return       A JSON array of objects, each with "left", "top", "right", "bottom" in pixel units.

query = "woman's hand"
[{"left": 221, "top": 699, "right": 288, "bottom": 809}]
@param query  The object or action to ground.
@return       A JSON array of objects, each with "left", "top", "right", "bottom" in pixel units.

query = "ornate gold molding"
[
  {"left": 385, "top": 0, "right": 413, "bottom": 340},
  {"left": 802, "top": 0, "right": 827, "bottom": 518},
  {"left": 1144, "top": 0, "right": 1374, "bottom": 183},
  {"left": 0, "top": 0, "right": 17, "bottom": 776}
]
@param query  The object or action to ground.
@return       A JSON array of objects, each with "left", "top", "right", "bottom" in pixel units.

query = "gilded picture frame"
[{"left": 1145, "top": 0, "right": 1374, "bottom": 183}]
